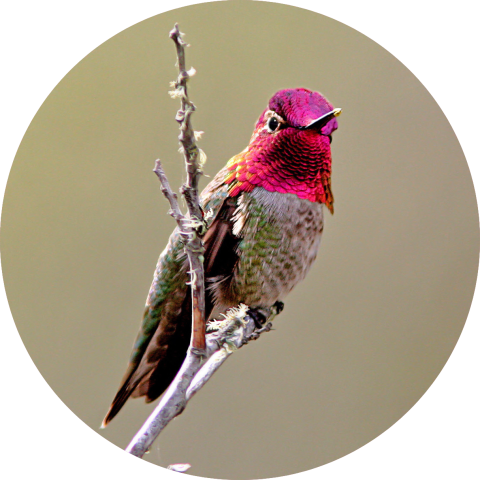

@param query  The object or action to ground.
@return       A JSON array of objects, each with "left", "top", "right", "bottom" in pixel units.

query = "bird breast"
[{"left": 214, "top": 187, "right": 324, "bottom": 313}]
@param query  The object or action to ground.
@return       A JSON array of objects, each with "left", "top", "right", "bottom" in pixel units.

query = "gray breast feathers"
[{"left": 212, "top": 187, "right": 324, "bottom": 313}]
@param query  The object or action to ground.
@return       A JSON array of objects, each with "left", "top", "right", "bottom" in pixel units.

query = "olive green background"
[{"left": 1, "top": 2, "right": 478, "bottom": 479}]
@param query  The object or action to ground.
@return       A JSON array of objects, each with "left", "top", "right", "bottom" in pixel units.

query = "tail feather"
[
  {"left": 101, "top": 292, "right": 192, "bottom": 427},
  {"left": 101, "top": 370, "right": 138, "bottom": 428},
  {"left": 101, "top": 194, "right": 239, "bottom": 427}
]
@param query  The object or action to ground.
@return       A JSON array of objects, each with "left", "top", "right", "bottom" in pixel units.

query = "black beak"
[{"left": 299, "top": 108, "right": 342, "bottom": 130}]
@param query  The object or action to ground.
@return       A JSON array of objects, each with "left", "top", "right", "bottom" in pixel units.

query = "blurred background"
[{"left": 1, "top": 2, "right": 478, "bottom": 479}]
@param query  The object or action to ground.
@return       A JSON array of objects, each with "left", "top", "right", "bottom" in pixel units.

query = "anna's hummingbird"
[{"left": 102, "top": 88, "right": 340, "bottom": 426}]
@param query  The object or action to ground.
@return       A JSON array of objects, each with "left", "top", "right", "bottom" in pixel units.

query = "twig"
[
  {"left": 125, "top": 23, "right": 281, "bottom": 461},
  {"left": 125, "top": 304, "right": 281, "bottom": 457},
  {"left": 161, "top": 23, "right": 207, "bottom": 352},
  {"left": 126, "top": 22, "right": 208, "bottom": 459},
  {"left": 169, "top": 24, "right": 207, "bottom": 352}
]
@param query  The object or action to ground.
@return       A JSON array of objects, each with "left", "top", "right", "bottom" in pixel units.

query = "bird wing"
[{"left": 102, "top": 165, "right": 240, "bottom": 426}]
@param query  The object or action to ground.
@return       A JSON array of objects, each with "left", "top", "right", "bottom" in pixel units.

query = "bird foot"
[
  {"left": 247, "top": 307, "right": 270, "bottom": 329},
  {"left": 246, "top": 322, "right": 273, "bottom": 342},
  {"left": 247, "top": 301, "right": 284, "bottom": 329}
]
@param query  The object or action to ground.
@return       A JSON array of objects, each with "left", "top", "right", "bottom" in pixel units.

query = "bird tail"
[{"left": 101, "top": 369, "right": 139, "bottom": 428}]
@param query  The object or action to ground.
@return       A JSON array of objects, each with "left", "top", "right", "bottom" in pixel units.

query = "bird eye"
[{"left": 267, "top": 116, "right": 279, "bottom": 133}]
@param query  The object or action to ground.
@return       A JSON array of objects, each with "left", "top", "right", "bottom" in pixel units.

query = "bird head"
[{"left": 225, "top": 88, "right": 340, "bottom": 213}]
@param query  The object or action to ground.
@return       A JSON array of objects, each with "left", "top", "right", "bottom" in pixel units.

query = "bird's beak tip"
[{"left": 301, "top": 108, "right": 342, "bottom": 130}]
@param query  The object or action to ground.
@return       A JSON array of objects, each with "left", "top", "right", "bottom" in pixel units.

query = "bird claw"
[
  {"left": 245, "top": 322, "right": 273, "bottom": 343},
  {"left": 247, "top": 307, "right": 270, "bottom": 329},
  {"left": 247, "top": 301, "right": 284, "bottom": 329}
]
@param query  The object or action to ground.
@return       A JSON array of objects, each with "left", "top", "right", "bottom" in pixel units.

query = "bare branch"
[
  {"left": 125, "top": 23, "right": 283, "bottom": 463},
  {"left": 125, "top": 304, "right": 281, "bottom": 457},
  {"left": 125, "top": 23, "right": 208, "bottom": 459},
  {"left": 167, "top": 464, "right": 191, "bottom": 473},
  {"left": 169, "top": 23, "right": 204, "bottom": 221},
  {"left": 166, "top": 23, "right": 207, "bottom": 352},
  {"left": 153, "top": 159, "right": 183, "bottom": 224}
]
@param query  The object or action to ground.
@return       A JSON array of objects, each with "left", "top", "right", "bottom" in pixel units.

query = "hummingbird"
[{"left": 102, "top": 88, "right": 341, "bottom": 426}]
